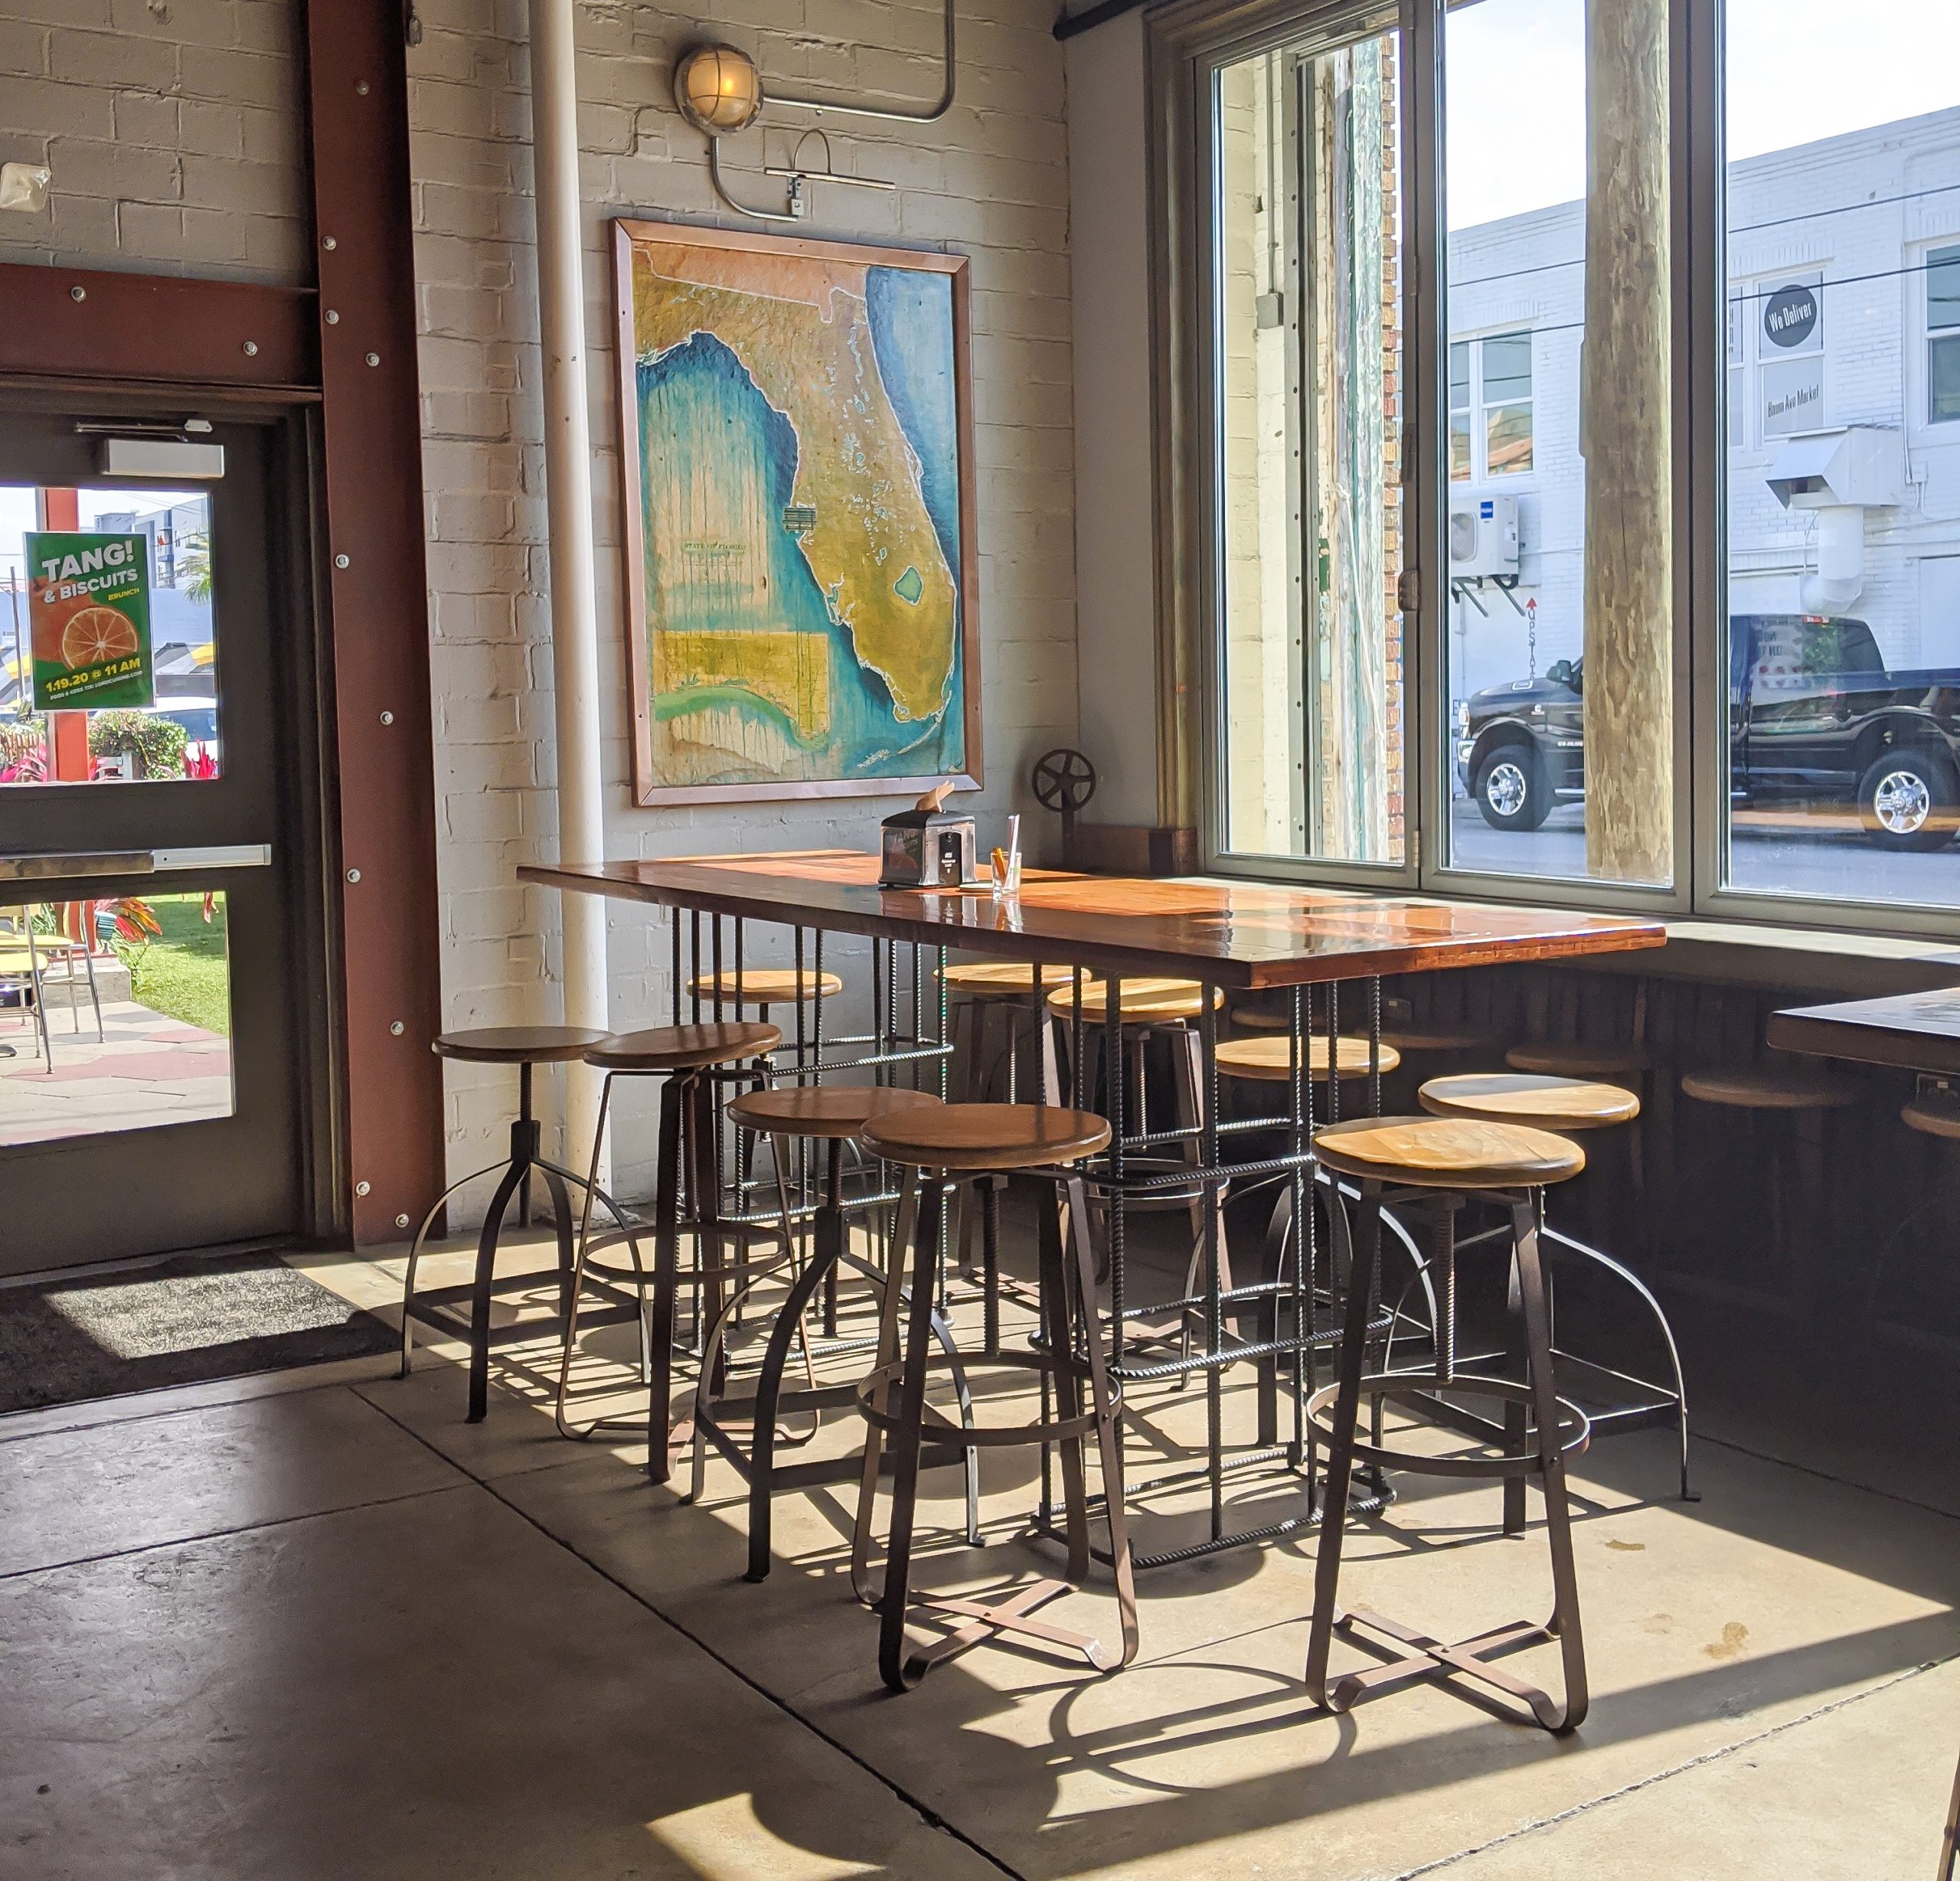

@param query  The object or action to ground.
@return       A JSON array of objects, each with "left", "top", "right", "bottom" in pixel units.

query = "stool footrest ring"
[
  {"left": 854, "top": 1350, "right": 1119, "bottom": 1447},
  {"left": 1306, "top": 1373, "right": 1589, "bottom": 1479}
]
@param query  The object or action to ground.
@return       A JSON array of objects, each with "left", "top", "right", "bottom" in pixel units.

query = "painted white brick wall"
[
  {"left": 0, "top": 0, "right": 1080, "bottom": 1215},
  {"left": 0, "top": 0, "right": 309, "bottom": 283},
  {"left": 404, "top": 0, "right": 1080, "bottom": 1199}
]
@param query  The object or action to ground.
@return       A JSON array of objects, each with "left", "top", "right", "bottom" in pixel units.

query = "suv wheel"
[
  {"left": 1474, "top": 747, "right": 1553, "bottom": 832},
  {"left": 1858, "top": 750, "right": 1956, "bottom": 851}
]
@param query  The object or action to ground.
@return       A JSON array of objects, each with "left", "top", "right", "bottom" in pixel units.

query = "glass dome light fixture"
[{"left": 674, "top": 44, "right": 763, "bottom": 137}]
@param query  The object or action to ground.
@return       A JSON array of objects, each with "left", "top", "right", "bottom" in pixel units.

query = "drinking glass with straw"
[{"left": 991, "top": 815, "right": 1023, "bottom": 897}]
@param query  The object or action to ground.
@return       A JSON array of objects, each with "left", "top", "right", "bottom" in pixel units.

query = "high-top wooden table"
[
  {"left": 523, "top": 850, "right": 1665, "bottom": 1563},
  {"left": 1768, "top": 988, "right": 1960, "bottom": 1076},
  {"left": 1767, "top": 988, "right": 1960, "bottom": 1881}
]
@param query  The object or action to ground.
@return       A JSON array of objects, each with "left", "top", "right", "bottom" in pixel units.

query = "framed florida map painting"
[{"left": 613, "top": 218, "right": 982, "bottom": 805}]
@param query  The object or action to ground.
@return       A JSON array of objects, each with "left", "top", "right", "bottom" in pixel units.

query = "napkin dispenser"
[{"left": 879, "top": 782, "right": 978, "bottom": 890}]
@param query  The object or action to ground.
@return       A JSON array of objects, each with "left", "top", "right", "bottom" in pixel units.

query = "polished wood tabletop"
[
  {"left": 1768, "top": 988, "right": 1960, "bottom": 1076},
  {"left": 520, "top": 850, "right": 1666, "bottom": 991}
]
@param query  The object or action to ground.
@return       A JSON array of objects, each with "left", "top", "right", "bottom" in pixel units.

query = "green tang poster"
[{"left": 24, "top": 531, "right": 155, "bottom": 711}]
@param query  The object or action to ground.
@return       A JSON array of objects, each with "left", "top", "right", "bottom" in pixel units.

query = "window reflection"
[
  {"left": 1723, "top": 0, "right": 1960, "bottom": 902},
  {"left": 1214, "top": 29, "right": 1406, "bottom": 865}
]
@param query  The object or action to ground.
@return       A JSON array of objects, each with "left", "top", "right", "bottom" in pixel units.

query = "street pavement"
[{"left": 1447, "top": 798, "right": 1960, "bottom": 908}]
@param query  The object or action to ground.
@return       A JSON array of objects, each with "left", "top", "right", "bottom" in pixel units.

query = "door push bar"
[{"left": 0, "top": 844, "right": 270, "bottom": 882}]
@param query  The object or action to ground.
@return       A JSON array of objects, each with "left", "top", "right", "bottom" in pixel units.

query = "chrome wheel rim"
[
  {"left": 1486, "top": 761, "right": 1528, "bottom": 818},
  {"left": 1873, "top": 769, "right": 1932, "bottom": 834}
]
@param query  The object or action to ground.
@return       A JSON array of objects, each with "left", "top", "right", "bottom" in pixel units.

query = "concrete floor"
[{"left": 2, "top": 1230, "right": 1956, "bottom": 1879}]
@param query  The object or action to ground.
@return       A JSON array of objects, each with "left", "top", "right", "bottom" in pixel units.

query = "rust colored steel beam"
[
  {"left": 305, "top": 0, "right": 444, "bottom": 1246},
  {"left": 0, "top": 262, "right": 317, "bottom": 393}
]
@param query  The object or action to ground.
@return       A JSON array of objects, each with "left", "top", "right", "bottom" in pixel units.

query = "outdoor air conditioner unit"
[{"left": 1447, "top": 494, "right": 1521, "bottom": 580}]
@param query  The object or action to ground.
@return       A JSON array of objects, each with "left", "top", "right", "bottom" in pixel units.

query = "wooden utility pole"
[{"left": 1582, "top": 0, "right": 1673, "bottom": 884}]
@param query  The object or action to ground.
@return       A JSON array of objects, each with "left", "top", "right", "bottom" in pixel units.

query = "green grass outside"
[{"left": 118, "top": 893, "right": 231, "bottom": 1037}]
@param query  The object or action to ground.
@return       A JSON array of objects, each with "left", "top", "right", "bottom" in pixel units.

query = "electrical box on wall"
[{"left": 1448, "top": 494, "right": 1520, "bottom": 579}]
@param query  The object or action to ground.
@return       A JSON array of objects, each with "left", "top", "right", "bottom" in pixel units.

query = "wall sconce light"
[
  {"left": 673, "top": 44, "right": 763, "bottom": 137},
  {"left": 671, "top": 16, "right": 954, "bottom": 226}
]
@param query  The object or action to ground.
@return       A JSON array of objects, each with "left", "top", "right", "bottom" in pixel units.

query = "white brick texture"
[
  {"left": 0, "top": 0, "right": 1082, "bottom": 1214},
  {"left": 405, "top": 0, "right": 1079, "bottom": 1196},
  {"left": 0, "top": 0, "right": 309, "bottom": 282}
]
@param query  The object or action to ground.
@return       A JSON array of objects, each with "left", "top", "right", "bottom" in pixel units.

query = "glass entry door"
[{"left": 0, "top": 404, "right": 325, "bottom": 1275}]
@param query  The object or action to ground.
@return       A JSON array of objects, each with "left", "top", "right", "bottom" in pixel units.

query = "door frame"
[{"left": 0, "top": 80, "right": 444, "bottom": 1252}]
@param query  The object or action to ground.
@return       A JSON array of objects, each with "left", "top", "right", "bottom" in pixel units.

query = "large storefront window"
[
  {"left": 1720, "top": 0, "right": 1960, "bottom": 906},
  {"left": 1190, "top": 0, "right": 1960, "bottom": 936},
  {"left": 1212, "top": 22, "right": 1406, "bottom": 867},
  {"left": 1442, "top": 0, "right": 1674, "bottom": 890}
]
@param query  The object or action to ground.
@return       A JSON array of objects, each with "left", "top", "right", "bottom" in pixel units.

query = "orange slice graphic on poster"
[{"left": 60, "top": 606, "right": 139, "bottom": 671}]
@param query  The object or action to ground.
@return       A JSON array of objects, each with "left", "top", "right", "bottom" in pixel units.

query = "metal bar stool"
[
  {"left": 1307, "top": 1114, "right": 1592, "bottom": 1733},
  {"left": 554, "top": 1021, "right": 783, "bottom": 1479},
  {"left": 943, "top": 960, "right": 1073, "bottom": 1101},
  {"left": 1677, "top": 1060, "right": 1861, "bottom": 1325},
  {"left": 1044, "top": 975, "right": 1233, "bottom": 1304},
  {"left": 940, "top": 962, "right": 1073, "bottom": 1316},
  {"left": 1507, "top": 989, "right": 1658, "bottom": 1216},
  {"left": 851, "top": 1102, "right": 1137, "bottom": 1692},
  {"left": 1414, "top": 1072, "right": 1694, "bottom": 1509},
  {"left": 401, "top": 1024, "right": 622, "bottom": 1422},
  {"left": 691, "top": 1082, "right": 982, "bottom": 1582},
  {"left": 1216, "top": 1030, "right": 1404, "bottom": 1445}
]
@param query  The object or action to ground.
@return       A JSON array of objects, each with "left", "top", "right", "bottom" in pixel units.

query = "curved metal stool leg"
[
  {"left": 466, "top": 1159, "right": 528, "bottom": 1423},
  {"left": 554, "top": 1076, "right": 620, "bottom": 1441},
  {"left": 1939, "top": 1744, "right": 1959, "bottom": 1881},
  {"left": 688, "top": 1228, "right": 804, "bottom": 1510},
  {"left": 1540, "top": 1222, "right": 1697, "bottom": 1502},
  {"left": 852, "top": 1174, "right": 920, "bottom": 1607},
  {"left": 919, "top": 1174, "right": 983, "bottom": 1550},
  {"left": 399, "top": 1161, "right": 504, "bottom": 1377},
  {"left": 1067, "top": 1172, "right": 1138, "bottom": 1669},
  {"left": 533, "top": 1157, "right": 651, "bottom": 1383},
  {"left": 739, "top": 1154, "right": 841, "bottom": 1579}
]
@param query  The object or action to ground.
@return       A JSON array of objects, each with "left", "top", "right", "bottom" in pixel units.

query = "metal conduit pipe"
[
  {"left": 527, "top": 0, "right": 611, "bottom": 1181},
  {"left": 766, "top": 0, "right": 956, "bottom": 122}
]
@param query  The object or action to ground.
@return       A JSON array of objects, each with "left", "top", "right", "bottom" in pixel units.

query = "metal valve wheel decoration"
[{"left": 1031, "top": 747, "right": 1097, "bottom": 864}]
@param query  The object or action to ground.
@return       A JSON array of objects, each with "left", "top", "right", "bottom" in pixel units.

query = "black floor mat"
[{"left": 0, "top": 1252, "right": 395, "bottom": 1414}]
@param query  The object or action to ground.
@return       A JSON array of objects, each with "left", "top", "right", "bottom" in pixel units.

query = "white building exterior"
[{"left": 1446, "top": 103, "right": 1960, "bottom": 704}]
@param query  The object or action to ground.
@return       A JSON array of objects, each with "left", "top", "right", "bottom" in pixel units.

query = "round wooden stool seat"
[
  {"left": 1505, "top": 1040, "right": 1651, "bottom": 1079},
  {"left": 1044, "top": 976, "right": 1223, "bottom": 1024},
  {"left": 862, "top": 1102, "right": 1112, "bottom": 1172},
  {"left": 433, "top": 1024, "right": 612, "bottom": 1065},
  {"left": 727, "top": 1083, "right": 942, "bottom": 1141},
  {"left": 1229, "top": 1004, "right": 1295, "bottom": 1031},
  {"left": 1216, "top": 1034, "right": 1402, "bottom": 1080},
  {"left": 1902, "top": 1090, "right": 1960, "bottom": 1140},
  {"left": 688, "top": 968, "right": 841, "bottom": 1005},
  {"left": 1679, "top": 1064, "right": 1862, "bottom": 1111},
  {"left": 940, "top": 960, "right": 1076, "bottom": 997},
  {"left": 1380, "top": 1025, "right": 1499, "bottom": 1056},
  {"left": 1419, "top": 1072, "right": 1639, "bottom": 1132},
  {"left": 1312, "top": 1114, "right": 1586, "bottom": 1188},
  {"left": 584, "top": 1021, "right": 781, "bottom": 1072}
]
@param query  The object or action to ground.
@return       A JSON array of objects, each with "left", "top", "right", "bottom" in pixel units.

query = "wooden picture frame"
[{"left": 612, "top": 217, "right": 982, "bottom": 807}]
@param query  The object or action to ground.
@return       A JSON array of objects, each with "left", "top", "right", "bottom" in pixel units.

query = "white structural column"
[{"left": 527, "top": 0, "right": 610, "bottom": 1172}]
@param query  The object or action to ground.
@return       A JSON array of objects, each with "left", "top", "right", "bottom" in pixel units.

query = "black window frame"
[{"left": 1167, "top": 0, "right": 1960, "bottom": 941}]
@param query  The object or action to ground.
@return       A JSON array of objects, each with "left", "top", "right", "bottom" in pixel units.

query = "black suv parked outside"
[{"left": 1455, "top": 614, "right": 1960, "bottom": 850}]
